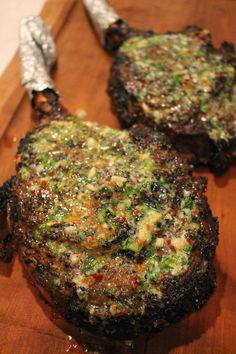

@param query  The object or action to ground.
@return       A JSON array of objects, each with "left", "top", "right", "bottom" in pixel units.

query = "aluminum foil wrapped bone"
[
  {"left": 83, "top": 0, "right": 119, "bottom": 44},
  {"left": 20, "top": 16, "right": 57, "bottom": 98}
]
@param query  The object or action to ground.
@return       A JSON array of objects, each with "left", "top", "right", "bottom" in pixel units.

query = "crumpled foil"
[
  {"left": 83, "top": 0, "right": 119, "bottom": 44},
  {"left": 20, "top": 16, "right": 57, "bottom": 97}
]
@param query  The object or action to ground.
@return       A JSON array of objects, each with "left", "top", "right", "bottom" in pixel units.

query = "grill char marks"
[
  {"left": 108, "top": 26, "right": 236, "bottom": 173},
  {"left": 5, "top": 116, "right": 218, "bottom": 339}
]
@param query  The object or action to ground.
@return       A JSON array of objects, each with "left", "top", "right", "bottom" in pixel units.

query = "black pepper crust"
[
  {"left": 1, "top": 116, "right": 218, "bottom": 339},
  {"left": 108, "top": 25, "right": 236, "bottom": 174}
]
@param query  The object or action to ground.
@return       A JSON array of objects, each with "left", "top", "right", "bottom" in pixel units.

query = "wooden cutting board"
[{"left": 0, "top": 0, "right": 236, "bottom": 353}]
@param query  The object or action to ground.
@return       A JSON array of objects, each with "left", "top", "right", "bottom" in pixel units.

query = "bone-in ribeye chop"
[
  {"left": 0, "top": 17, "right": 218, "bottom": 340},
  {"left": 84, "top": 0, "right": 236, "bottom": 173}
]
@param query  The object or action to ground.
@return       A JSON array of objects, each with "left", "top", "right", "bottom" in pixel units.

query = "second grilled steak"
[{"left": 108, "top": 26, "right": 236, "bottom": 173}]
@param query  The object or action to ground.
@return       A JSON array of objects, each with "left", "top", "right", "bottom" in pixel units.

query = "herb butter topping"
[
  {"left": 120, "top": 33, "right": 236, "bottom": 142},
  {"left": 18, "top": 117, "right": 204, "bottom": 318}
]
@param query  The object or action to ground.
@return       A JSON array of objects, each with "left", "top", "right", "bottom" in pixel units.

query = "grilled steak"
[
  {"left": 109, "top": 27, "right": 236, "bottom": 173},
  {"left": 83, "top": 0, "right": 236, "bottom": 173},
  {"left": 0, "top": 17, "right": 218, "bottom": 340},
  {"left": 3, "top": 113, "right": 218, "bottom": 339}
]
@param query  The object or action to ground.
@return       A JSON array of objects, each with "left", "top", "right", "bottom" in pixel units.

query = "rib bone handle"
[
  {"left": 83, "top": 0, "right": 130, "bottom": 52},
  {"left": 20, "top": 16, "right": 56, "bottom": 97},
  {"left": 20, "top": 16, "right": 68, "bottom": 119}
]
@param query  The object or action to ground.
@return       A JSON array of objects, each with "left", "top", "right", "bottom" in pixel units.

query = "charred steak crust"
[
  {"left": 104, "top": 19, "right": 153, "bottom": 54},
  {"left": 108, "top": 25, "right": 236, "bottom": 173},
  {"left": 6, "top": 117, "right": 218, "bottom": 339},
  {"left": 0, "top": 177, "right": 17, "bottom": 261},
  {"left": 31, "top": 89, "right": 69, "bottom": 121}
]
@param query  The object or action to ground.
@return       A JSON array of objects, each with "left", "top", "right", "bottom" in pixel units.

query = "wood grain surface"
[{"left": 0, "top": 1, "right": 236, "bottom": 353}]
